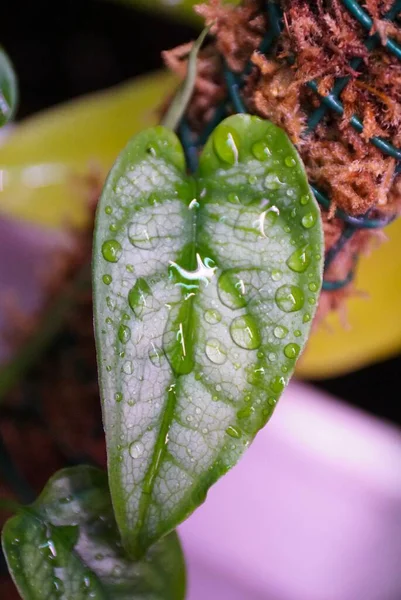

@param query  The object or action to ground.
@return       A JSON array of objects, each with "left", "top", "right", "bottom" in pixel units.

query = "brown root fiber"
[{"left": 164, "top": 0, "right": 401, "bottom": 317}]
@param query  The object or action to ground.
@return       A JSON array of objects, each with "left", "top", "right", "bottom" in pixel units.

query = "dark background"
[{"left": 2, "top": 0, "right": 400, "bottom": 428}]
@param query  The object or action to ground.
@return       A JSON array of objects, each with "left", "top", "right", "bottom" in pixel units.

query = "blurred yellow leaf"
[
  {"left": 111, "top": 0, "right": 239, "bottom": 24},
  {"left": 0, "top": 71, "right": 176, "bottom": 228},
  {"left": 298, "top": 217, "right": 401, "bottom": 379}
]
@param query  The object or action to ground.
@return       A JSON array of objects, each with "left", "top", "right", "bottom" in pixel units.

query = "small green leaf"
[
  {"left": 93, "top": 114, "right": 324, "bottom": 556},
  {"left": 1, "top": 466, "right": 186, "bottom": 599},
  {"left": 0, "top": 47, "right": 18, "bottom": 126}
]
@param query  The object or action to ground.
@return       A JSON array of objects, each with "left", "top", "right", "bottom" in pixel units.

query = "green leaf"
[
  {"left": 1, "top": 466, "right": 186, "bottom": 600},
  {"left": 0, "top": 47, "right": 18, "bottom": 126},
  {"left": 93, "top": 114, "right": 324, "bottom": 556}
]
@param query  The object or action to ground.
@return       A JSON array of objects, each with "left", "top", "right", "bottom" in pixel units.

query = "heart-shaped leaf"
[
  {"left": 93, "top": 114, "right": 324, "bottom": 556},
  {"left": 0, "top": 47, "right": 17, "bottom": 127},
  {"left": 1, "top": 466, "right": 186, "bottom": 599}
]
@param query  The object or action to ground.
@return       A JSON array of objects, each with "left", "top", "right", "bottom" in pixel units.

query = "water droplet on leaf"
[
  {"left": 301, "top": 213, "right": 316, "bottom": 229},
  {"left": 275, "top": 285, "right": 304, "bottom": 312},
  {"left": 118, "top": 324, "right": 131, "bottom": 344},
  {"left": 128, "top": 278, "right": 152, "bottom": 317},
  {"left": 284, "top": 343, "right": 300, "bottom": 359},
  {"left": 271, "top": 269, "right": 283, "bottom": 282},
  {"left": 230, "top": 315, "right": 261, "bottom": 350},
  {"left": 226, "top": 425, "right": 242, "bottom": 439},
  {"left": 218, "top": 270, "right": 247, "bottom": 309},
  {"left": 204, "top": 309, "right": 222, "bottom": 324},
  {"left": 149, "top": 345, "right": 165, "bottom": 367},
  {"left": 205, "top": 338, "right": 227, "bottom": 365},
  {"left": 286, "top": 246, "right": 311, "bottom": 273},
  {"left": 274, "top": 325, "right": 288, "bottom": 339},
  {"left": 122, "top": 361, "right": 133, "bottom": 375},
  {"left": 213, "top": 124, "right": 240, "bottom": 165},
  {"left": 285, "top": 156, "right": 296, "bottom": 167},
  {"left": 129, "top": 441, "right": 144, "bottom": 459},
  {"left": 270, "top": 375, "right": 286, "bottom": 394},
  {"left": 252, "top": 140, "right": 271, "bottom": 160},
  {"left": 102, "top": 240, "right": 122, "bottom": 263}
]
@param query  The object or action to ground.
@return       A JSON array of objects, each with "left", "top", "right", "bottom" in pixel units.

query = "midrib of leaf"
[{"left": 133, "top": 204, "right": 199, "bottom": 553}]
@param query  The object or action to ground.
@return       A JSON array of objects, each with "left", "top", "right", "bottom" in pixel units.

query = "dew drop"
[
  {"left": 218, "top": 270, "right": 247, "bottom": 309},
  {"left": 286, "top": 245, "right": 311, "bottom": 273},
  {"left": 285, "top": 156, "right": 296, "bottom": 167},
  {"left": 105, "top": 205, "right": 112, "bottom": 215},
  {"left": 270, "top": 376, "right": 286, "bottom": 394},
  {"left": 275, "top": 285, "right": 304, "bottom": 312},
  {"left": 149, "top": 345, "right": 165, "bottom": 367},
  {"left": 102, "top": 274, "right": 112, "bottom": 285},
  {"left": 204, "top": 309, "right": 222, "bottom": 324},
  {"left": 213, "top": 125, "right": 240, "bottom": 165},
  {"left": 268, "top": 352, "right": 277, "bottom": 362},
  {"left": 294, "top": 329, "right": 301, "bottom": 337},
  {"left": 264, "top": 174, "right": 283, "bottom": 190},
  {"left": 226, "top": 425, "right": 242, "bottom": 439},
  {"left": 284, "top": 343, "right": 300, "bottom": 359},
  {"left": 115, "top": 392, "right": 123, "bottom": 403},
  {"left": 303, "top": 313, "right": 311, "bottom": 323},
  {"left": 308, "top": 282, "right": 318, "bottom": 292},
  {"left": 118, "top": 324, "right": 131, "bottom": 344},
  {"left": 274, "top": 325, "right": 288, "bottom": 339},
  {"left": 128, "top": 222, "right": 156, "bottom": 250},
  {"left": 248, "top": 174, "right": 257, "bottom": 185},
  {"left": 230, "top": 315, "right": 261, "bottom": 350},
  {"left": 300, "top": 195, "right": 310, "bottom": 206},
  {"left": 128, "top": 278, "right": 152, "bottom": 316},
  {"left": 102, "top": 240, "right": 122, "bottom": 263},
  {"left": 227, "top": 192, "right": 240, "bottom": 204},
  {"left": 109, "top": 223, "right": 118, "bottom": 233},
  {"left": 122, "top": 361, "right": 133, "bottom": 375},
  {"left": 53, "top": 578, "right": 64, "bottom": 595},
  {"left": 205, "top": 338, "right": 227, "bottom": 365},
  {"left": 237, "top": 406, "right": 254, "bottom": 420},
  {"left": 271, "top": 269, "right": 283, "bottom": 282},
  {"left": 106, "top": 296, "right": 116, "bottom": 311},
  {"left": 189, "top": 198, "right": 199, "bottom": 210},
  {"left": 301, "top": 213, "right": 316, "bottom": 229},
  {"left": 129, "top": 441, "right": 144, "bottom": 459},
  {"left": 252, "top": 140, "right": 271, "bottom": 161}
]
